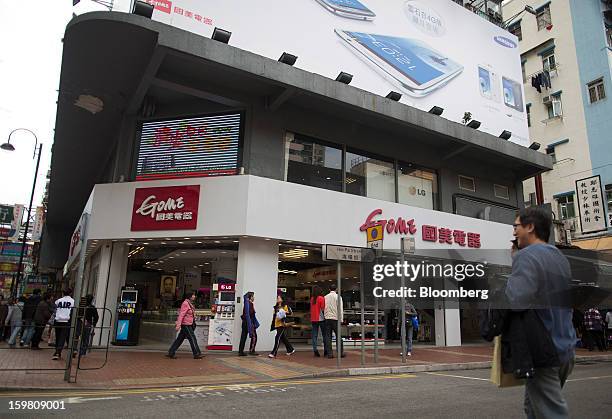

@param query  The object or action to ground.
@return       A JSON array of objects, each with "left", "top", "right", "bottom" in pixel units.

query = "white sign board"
[
  {"left": 138, "top": 0, "right": 528, "bottom": 146},
  {"left": 575, "top": 175, "right": 607, "bottom": 234},
  {"left": 323, "top": 245, "right": 374, "bottom": 262}
]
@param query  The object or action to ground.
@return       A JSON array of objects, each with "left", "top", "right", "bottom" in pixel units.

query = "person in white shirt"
[
  {"left": 323, "top": 284, "right": 345, "bottom": 359},
  {"left": 52, "top": 288, "right": 75, "bottom": 360}
]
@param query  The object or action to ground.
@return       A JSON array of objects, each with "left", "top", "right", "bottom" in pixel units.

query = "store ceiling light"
[
  {"left": 212, "top": 27, "right": 231, "bottom": 44},
  {"left": 74, "top": 94, "right": 104, "bottom": 114},
  {"left": 184, "top": 238, "right": 190, "bottom": 240},
  {"left": 178, "top": 241, "right": 184, "bottom": 244},
  {"left": 196, "top": 241, "right": 203, "bottom": 244},
  {"left": 214, "top": 241, "right": 221, "bottom": 244},
  {"left": 345, "top": 177, "right": 357, "bottom": 184},
  {"left": 278, "top": 269, "right": 298, "bottom": 275},
  {"left": 280, "top": 249, "right": 309, "bottom": 259},
  {"left": 201, "top": 251, "right": 207, "bottom": 254},
  {"left": 161, "top": 242, "right": 167, "bottom": 245}
]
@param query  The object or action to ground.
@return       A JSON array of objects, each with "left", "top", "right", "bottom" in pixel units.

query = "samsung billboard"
[{"left": 137, "top": 0, "right": 528, "bottom": 146}]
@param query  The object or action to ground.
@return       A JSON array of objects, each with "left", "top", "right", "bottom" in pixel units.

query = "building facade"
[
  {"left": 40, "top": 11, "right": 549, "bottom": 351},
  {"left": 503, "top": 0, "right": 612, "bottom": 251}
]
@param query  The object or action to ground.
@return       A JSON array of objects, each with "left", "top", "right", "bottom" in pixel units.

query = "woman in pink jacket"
[{"left": 165, "top": 291, "right": 203, "bottom": 359}]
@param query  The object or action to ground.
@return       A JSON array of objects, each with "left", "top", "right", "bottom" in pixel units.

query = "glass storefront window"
[
  {"left": 286, "top": 134, "right": 343, "bottom": 192},
  {"left": 345, "top": 151, "right": 395, "bottom": 202},
  {"left": 398, "top": 163, "right": 438, "bottom": 210}
]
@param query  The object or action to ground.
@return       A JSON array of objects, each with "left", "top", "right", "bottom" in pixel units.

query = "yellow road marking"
[{"left": 0, "top": 374, "right": 417, "bottom": 399}]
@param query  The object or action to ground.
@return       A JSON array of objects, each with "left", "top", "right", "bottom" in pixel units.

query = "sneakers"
[
  {"left": 238, "top": 352, "right": 248, "bottom": 357},
  {"left": 314, "top": 351, "right": 320, "bottom": 357},
  {"left": 52, "top": 354, "right": 59, "bottom": 360},
  {"left": 164, "top": 354, "right": 177, "bottom": 359},
  {"left": 400, "top": 352, "right": 413, "bottom": 357},
  {"left": 248, "top": 352, "right": 260, "bottom": 356},
  {"left": 193, "top": 354, "right": 204, "bottom": 359},
  {"left": 268, "top": 353, "right": 276, "bottom": 358},
  {"left": 286, "top": 349, "right": 296, "bottom": 356}
]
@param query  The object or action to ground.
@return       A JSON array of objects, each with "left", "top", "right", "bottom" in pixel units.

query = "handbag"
[
  {"left": 411, "top": 315, "right": 419, "bottom": 332},
  {"left": 490, "top": 336, "right": 525, "bottom": 388}
]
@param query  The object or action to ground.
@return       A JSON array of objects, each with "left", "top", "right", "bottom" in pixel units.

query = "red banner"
[{"left": 131, "top": 185, "right": 200, "bottom": 231}]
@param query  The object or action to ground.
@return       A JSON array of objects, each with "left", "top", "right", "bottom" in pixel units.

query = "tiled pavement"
[{"left": 0, "top": 341, "right": 608, "bottom": 390}]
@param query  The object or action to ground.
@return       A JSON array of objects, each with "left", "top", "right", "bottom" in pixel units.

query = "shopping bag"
[{"left": 490, "top": 336, "right": 525, "bottom": 388}]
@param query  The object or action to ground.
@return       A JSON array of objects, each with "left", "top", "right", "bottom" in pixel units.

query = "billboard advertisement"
[{"left": 139, "top": 0, "right": 528, "bottom": 145}]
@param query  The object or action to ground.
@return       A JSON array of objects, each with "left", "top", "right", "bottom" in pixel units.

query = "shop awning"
[{"left": 573, "top": 235, "right": 612, "bottom": 253}]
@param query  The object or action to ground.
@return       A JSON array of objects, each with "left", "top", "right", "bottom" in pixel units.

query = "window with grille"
[
  {"left": 536, "top": 5, "right": 552, "bottom": 31},
  {"left": 587, "top": 78, "right": 606, "bottom": 103},
  {"left": 458, "top": 175, "right": 475, "bottom": 192}
]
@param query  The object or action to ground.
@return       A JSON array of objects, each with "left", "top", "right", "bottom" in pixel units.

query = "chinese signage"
[
  {"left": 31, "top": 206, "right": 44, "bottom": 241},
  {"left": 323, "top": 245, "right": 375, "bottom": 262},
  {"left": 9, "top": 204, "right": 24, "bottom": 242},
  {"left": 0, "top": 205, "right": 13, "bottom": 224},
  {"left": 131, "top": 185, "right": 200, "bottom": 231},
  {"left": 360, "top": 209, "right": 482, "bottom": 248},
  {"left": 136, "top": 113, "right": 241, "bottom": 181},
  {"left": 575, "top": 175, "right": 607, "bottom": 234}
]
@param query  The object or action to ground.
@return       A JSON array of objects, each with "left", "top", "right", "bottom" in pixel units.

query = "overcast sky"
[{"left": 0, "top": 0, "right": 114, "bottom": 210}]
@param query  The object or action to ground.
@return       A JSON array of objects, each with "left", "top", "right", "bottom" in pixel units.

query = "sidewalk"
[{"left": 0, "top": 342, "right": 609, "bottom": 391}]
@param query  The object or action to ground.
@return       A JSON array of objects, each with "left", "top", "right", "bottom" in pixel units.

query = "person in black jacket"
[
  {"left": 21, "top": 289, "right": 42, "bottom": 346},
  {"left": 80, "top": 294, "right": 99, "bottom": 356},
  {"left": 31, "top": 293, "right": 54, "bottom": 349}
]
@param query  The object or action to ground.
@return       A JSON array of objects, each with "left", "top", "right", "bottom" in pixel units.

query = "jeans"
[
  {"left": 80, "top": 325, "right": 92, "bottom": 356},
  {"left": 324, "top": 319, "right": 343, "bottom": 357},
  {"left": 270, "top": 327, "right": 294, "bottom": 356},
  {"left": 238, "top": 320, "right": 257, "bottom": 354},
  {"left": 54, "top": 321, "right": 71, "bottom": 356},
  {"left": 8, "top": 325, "right": 21, "bottom": 345},
  {"left": 168, "top": 325, "right": 201, "bottom": 356},
  {"left": 311, "top": 321, "right": 326, "bottom": 353},
  {"left": 405, "top": 324, "right": 414, "bottom": 353},
  {"left": 31, "top": 324, "right": 46, "bottom": 348},
  {"left": 524, "top": 357, "right": 574, "bottom": 419},
  {"left": 21, "top": 322, "right": 35, "bottom": 345}
]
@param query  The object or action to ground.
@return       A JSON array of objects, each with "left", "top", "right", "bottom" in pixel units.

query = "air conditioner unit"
[{"left": 542, "top": 95, "right": 552, "bottom": 105}]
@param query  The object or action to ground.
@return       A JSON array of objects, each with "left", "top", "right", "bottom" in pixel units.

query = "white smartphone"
[
  {"left": 502, "top": 77, "right": 524, "bottom": 112},
  {"left": 335, "top": 30, "right": 463, "bottom": 97},
  {"left": 478, "top": 65, "right": 500, "bottom": 103},
  {"left": 314, "top": 0, "right": 376, "bottom": 21}
]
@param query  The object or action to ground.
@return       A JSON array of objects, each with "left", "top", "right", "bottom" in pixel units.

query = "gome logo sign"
[
  {"left": 494, "top": 36, "right": 518, "bottom": 49},
  {"left": 404, "top": 1, "right": 446, "bottom": 37}
]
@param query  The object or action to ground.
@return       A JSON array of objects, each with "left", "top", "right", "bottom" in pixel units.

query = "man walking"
[
  {"left": 21, "top": 289, "right": 42, "bottom": 346},
  {"left": 31, "top": 292, "right": 54, "bottom": 349},
  {"left": 52, "top": 289, "right": 75, "bottom": 360},
  {"left": 583, "top": 307, "right": 606, "bottom": 352},
  {"left": 506, "top": 208, "right": 576, "bottom": 418},
  {"left": 323, "top": 284, "right": 345, "bottom": 359}
]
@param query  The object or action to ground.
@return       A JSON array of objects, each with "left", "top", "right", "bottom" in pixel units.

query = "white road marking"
[
  {"left": 63, "top": 396, "right": 123, "bottom": 404},
  {"left": 425, "top": 372, "right": 490, "bottom": 381}
]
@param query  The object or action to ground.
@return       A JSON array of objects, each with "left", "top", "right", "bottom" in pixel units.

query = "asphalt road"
[{"left": 1, "top": 361, "right": 611, "bottom": 418}]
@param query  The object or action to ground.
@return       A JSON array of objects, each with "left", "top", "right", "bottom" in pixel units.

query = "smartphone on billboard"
[
  {"left": 335, "top": 30, "right": 463, "bottom": 97},
  {"left": 314, "top": 0, "right": 376, "bottom": 21},
  {"left": 502, "top": 77, "right": 524, "bottom": 112},
  {"left": 478, "top": 65, "right": 500, "bottom": 102}
]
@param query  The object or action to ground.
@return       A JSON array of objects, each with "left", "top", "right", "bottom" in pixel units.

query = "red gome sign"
[{"left": 131, "top": 185, "right": 200, "bottom": 231}]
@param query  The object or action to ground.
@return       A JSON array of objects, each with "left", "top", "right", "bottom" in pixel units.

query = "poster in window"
[
  {"left": 160, "top": 275, "right": 177, "bottom": 298},
  {"left": 575, "top": 175, "right": 607, "bottom": 234}
]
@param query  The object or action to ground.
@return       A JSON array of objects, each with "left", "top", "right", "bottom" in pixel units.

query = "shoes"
[
  {"left": 164, "top": 354, "right": 177, "bottom": 359},
  {"left": 268, "top": 354, "right": 275, "bottom": 358},
  {"left": 407, "top": 352, "right": 412, "bottom": 356},
  {"left": 248, "top": 352, "right": 260, "bottom": 356},
  {"left": 52, "top": 354, "right": 59, "bottom": 360},
  {"left": 238, "top": 352, "right": 247, "bottom": 357},
  {"left": 193, "top": 354, "right": 204, "bottom": 359},
  {"left": 287, "top": 349, "right": 296, "bottom": 356},
  {"left": 326, "top": 355, "right": 334, "bottom": 359},
  {"left": 314, "top": 351, "right": 320, "bottom": 357},
  {"left": 341, "top": 353, "right": 346, "bottom": 358},
  {"left": 19, "top": 341, "right": 24, "bottom": 347}
]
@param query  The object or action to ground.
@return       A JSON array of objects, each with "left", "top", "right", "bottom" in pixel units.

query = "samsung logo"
[{"left": 494, "top": 36, "right": 517, "bottom": 49}]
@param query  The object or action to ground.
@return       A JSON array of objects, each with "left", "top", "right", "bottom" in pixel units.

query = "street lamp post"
[{"left": 1, "top": 128, "right": 42, "bottom": 298}]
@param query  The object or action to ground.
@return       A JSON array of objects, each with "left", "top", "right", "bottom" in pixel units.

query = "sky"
[{"left": 0, "top": 0, "right": 116, "bottom": 210}]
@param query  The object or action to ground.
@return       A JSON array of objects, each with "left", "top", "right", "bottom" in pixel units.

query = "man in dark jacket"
[
  {"left": 506, "top": 208, "right": 575, "bottom": 419},
  {"left": 31, "top": 293, "right": 54, "bottom": 349},
  {"left": 21, "top": 289, "right": 42, "bottom": 346}
]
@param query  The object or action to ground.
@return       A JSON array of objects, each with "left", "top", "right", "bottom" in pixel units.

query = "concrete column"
[
  {"left": 434, "top": 279, "right": 462, "bottom": 347},
  {"left": 94, "top": 242, "right": 128, "bottom": 346},
  {"left": 232, "top": 238, "right": 279, "bottom": 352}
]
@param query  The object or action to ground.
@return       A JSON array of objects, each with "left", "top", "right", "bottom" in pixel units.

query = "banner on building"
[
  {"left": 136, "top": 0, "right": 528, "bottom": 146},
  {"left": 9, "top": 204, "right": 24, "bottom": 242},
  {"left": 575, "top": 175, "right": 607, "bottom": 234},
  {"left": 31, "top": 206, "right": 44, "bottom": 241},
  {"left": 0, "top": 205, "right": 14, "bottom": 224}
]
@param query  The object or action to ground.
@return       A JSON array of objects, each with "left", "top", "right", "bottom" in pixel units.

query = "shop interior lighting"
[
  {"left": 345, "top": 177, "right": 357, "bottom": 184},
  {"left": 214, "top": 240, "right": 221, "bottom": 243},
  {"left": 499, "top": 130, "right": 512, "bottom": 140},
  {"left": 467, "top": 120, "right": 481, "bottom": 129},
  {"left": 128, "top": 246, "right": 144, "bottom": 258},
  {"left": 278, "top": 269, "right": 298, "bottom": 275},
  {"left": 278, "top": 52, "right": 298, "bottom": 66},
  {"left": 280, "top": 248, "right": 309, "bottom": 259},
  {"left": 529, "top": 142, "right": 541, "bottom": 151},
  {"left": 429, "top": 106, "right": 444, "bottom": 116},
  {"left": 335, "top": 72, "right": 353, "bottom": 85},
  {"left": 212, "top": 27, "right": 232, "bottom": 44},
  {"left": 385, "top": 91, "right": 402, "bottom": 101},
  {"left": 132, "top": 1, "right": 154, "bottom": 18}
]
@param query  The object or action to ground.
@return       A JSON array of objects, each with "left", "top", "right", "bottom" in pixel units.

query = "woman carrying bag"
[
  {"left": 166, "top": 291, "right": 203, "bottom": 359},
  {"left": 268, "top": 294, "right": 296, "bottom": 358}
]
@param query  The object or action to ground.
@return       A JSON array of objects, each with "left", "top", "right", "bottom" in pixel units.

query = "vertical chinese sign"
[{"left": 575, "top": 175, "right": 607, "bottom": 234}]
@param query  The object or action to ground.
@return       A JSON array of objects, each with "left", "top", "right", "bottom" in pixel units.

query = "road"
[{"left": 1, "top": 361, "right": 611, "bottom": 418}]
